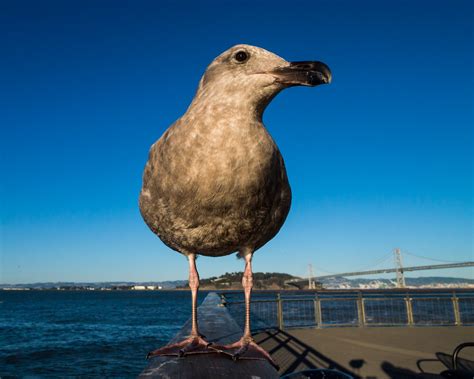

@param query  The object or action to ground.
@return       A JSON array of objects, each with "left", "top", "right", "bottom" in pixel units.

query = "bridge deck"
[
  {"left": 286, "top": 261, "right": 474, "bottom": 286},
  {"left": 255, "top": 325, "right": 474, "bottom": 378}
]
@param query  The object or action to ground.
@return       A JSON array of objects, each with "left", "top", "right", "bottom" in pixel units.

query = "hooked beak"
[{"left": 272, "top": 61, "right": 332, "bottom": 87}]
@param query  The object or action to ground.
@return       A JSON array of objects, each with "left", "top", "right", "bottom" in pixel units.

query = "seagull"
[{"left": 139, "top": 44, "right": 331, "bottom": 365}]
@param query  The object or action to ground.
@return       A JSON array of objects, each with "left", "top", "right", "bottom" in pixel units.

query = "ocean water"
[
  {"left": 0, "top": 290, "right": 207, "bottom": 377},
  {"left": 2, "top": 289, "right": 472, "bottom": 377}
]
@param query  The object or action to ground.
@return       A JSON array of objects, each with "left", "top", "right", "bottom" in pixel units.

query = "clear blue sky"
[{"left": 1, "top": 0, "right": 472, "bottom": 284}]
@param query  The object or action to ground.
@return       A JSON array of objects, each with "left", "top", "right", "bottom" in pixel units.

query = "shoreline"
[{"left": 2, "top": 286, "right": 474, "bottom": 291}]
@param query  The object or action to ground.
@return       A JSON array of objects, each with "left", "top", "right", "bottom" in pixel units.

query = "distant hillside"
[
  {"left": 2, "top": 275, "right": 472, "bottom": 290},
  {"left": 0, "top": 280, "right": 187, "bottom": 290},
  {"left": 177, "top": 272, "right": 298, "bottom": 290}
]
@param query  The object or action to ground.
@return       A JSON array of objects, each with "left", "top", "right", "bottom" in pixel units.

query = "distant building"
[{"left": 131, "top": 285, "right": 162, "bottom": 290}]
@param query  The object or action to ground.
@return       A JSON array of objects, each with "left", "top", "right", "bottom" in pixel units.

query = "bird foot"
[
  {"left": 147, "top": 335, "right": 214, "bottom": 358},
  {"left": 209, "top": 337, "right": 279, "bottom": 370}
]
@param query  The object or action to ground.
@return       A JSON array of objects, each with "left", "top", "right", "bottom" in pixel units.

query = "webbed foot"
[
  {"left": 210, "top": 337, "right": 279, "bottom": 369},
  {"left": 147, "top": 335, "right": 213, "bottom": 358}
]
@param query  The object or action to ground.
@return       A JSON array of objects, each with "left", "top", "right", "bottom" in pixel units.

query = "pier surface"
[
  {"left": 139, "top": 292, "right": 279, "bottom": 378},
  {"left": 140, "top": 292, "right": 473, "bottom": 378},
  {"left": 255, "top": 325, "right": 474, "bottom": 378}
]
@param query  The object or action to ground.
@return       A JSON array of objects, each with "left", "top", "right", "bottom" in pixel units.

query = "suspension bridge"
[{"left": 285, "top": 249, "right": 474, "bottom": 288}]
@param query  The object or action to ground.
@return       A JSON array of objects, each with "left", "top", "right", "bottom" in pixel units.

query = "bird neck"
[{"left": 186, "top": 86, "right": 279, "bottom": 123}]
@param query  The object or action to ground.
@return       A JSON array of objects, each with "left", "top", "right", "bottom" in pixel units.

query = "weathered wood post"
[
  {"left": 276, "top": 293, "right": 284, "bottom": 330},
  {"left": 219, "top": 292, "right": 227, "bottom": 307},
  {"left": 314, "top": 293, "right": 322, "bottom": 328},
  {"left": 357, "top": 291, "right": 366, "bottom": 327},
  {"left": 452, "top": 291, "right": 461, "bottom": 326},
  {"left": 405, "top": 293, "right": 414, "bottom": 326}
]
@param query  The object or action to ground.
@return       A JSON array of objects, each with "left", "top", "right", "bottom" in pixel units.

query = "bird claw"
[
  {"left": 209, "top": 337, "right": 279, "bottom": 370},
  {"left": 147, "top": 335, "right": 214, "bottom": 359}
]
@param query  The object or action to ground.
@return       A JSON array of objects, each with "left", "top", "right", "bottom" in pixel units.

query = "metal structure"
[
  {"left": 394, "top": 248, "right": 406, "bottom": 288},
  {"left": 308, "top": 264, "right": 316, "bottom": 289},
  {"left": 285, "top": 261, "right": 474, "bottom": 288},
  {"left": 220, "top": 289, "right": 474, "bottom": 331}
]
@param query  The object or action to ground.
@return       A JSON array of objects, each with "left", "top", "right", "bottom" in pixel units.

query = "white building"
[{"left": 132, "top": 285, "right": 147, "bottom": 290}]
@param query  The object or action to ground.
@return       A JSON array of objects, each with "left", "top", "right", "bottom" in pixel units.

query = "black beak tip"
[
  {"left": 305, "top": 61, "right": 332, "bottom": 86},
  {"left": 308, "top": 71, "right": 331, "bottom": 86},
  {"left": 284, "top": 61, "right": 332, "bottom": 86}
]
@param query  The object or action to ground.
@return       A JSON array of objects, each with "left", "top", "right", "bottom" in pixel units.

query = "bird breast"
[
  {"left": 139, "top": 116, "right": 291, "bottom": 255},
  {"left": 153, "top": 117, "right": 281, "bottom": 202}
]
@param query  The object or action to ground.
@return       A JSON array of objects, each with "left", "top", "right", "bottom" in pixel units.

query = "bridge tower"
[
  {"left": 308, "top": 264, "right": 316, "bottom": 289},
  {"left": 394, "top": 248, "right": 406, "bottom": 288}
]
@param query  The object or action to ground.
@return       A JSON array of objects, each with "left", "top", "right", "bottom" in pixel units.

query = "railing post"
[
  {"left": 219, "top": 293, "right": 227, "bottom": 307},
  {"left": 314, "top": 293, "right": 322, "bottom": 328},
  {"left": 405, "top": 293, "right": 414, "bottom": 326},
  {"left": 452, "top": 291, "right": 461, "bottom": 326},
  {"left": 357, "top": 291, "right": 366, "bottom": 327},
  {"left": 277, "top": 293, "right": 284, "bottom": 330}
]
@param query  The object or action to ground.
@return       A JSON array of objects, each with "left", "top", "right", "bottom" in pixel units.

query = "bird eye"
[{"left": 234, "top": 51, "right": 249, "bottom": 63}]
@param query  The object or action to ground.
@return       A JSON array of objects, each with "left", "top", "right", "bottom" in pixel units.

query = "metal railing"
[{"left": 219, "top": 289, "right": 474, "bottom": 331}]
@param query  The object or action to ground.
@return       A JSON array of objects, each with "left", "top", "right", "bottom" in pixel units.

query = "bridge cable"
[
  {"left": 403, "top": 251, "right": 466, "bottom": 264},
  {"left": 310, "top": 252, "right": 393, "bottom": 278},
  {"left": 351, "top": 252, "right": 393, "bottom": 273}
]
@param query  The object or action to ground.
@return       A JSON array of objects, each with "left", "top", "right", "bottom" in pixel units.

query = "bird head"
[{"left": 195, "top": 44, "right": 331, "bottom": 114}]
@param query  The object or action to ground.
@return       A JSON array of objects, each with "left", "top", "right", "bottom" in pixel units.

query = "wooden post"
[
  {"left": 139, "top": 293, "right": 279, "bottom": 378},
  {"left": 314, "top": 293, "right": 322, "bottom": 328},
  {"left": 357, "top": 291, "right": 366, "bottom": 327},
  {"left": 219, "top": 292, "right": 227, "bottom": 307},
  {"left": 277, "top": 293, "right": 284, "bottom": 330},
  {"left": 452, "top": 291, "right": 461, "bottom": 326},
  {"left": 405, "top": 293, "right": 414, "bottom": 326}
]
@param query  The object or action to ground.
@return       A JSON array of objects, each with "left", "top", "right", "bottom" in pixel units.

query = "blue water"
[
  {"left": 0, "top": 290, "right": 207, "bottom": 377},
  {"left": 2, "top": 289, "right": 472, "bottom": 376}
]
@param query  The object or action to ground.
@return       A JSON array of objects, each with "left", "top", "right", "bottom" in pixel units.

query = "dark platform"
[{"left": 139, "top": 293, "right": 279, "bottom": 378}]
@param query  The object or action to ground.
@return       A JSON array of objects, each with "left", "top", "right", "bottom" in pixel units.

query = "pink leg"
[
  {"left": 147, "top": 253, "right": 213, "bottom": 358},
  {"left": 210, "top": 250, "right": 279, "bottom": 369},
  {"left": 188, "top": 253, "right": 200, "bottom": 337},
  {"left": 242, "top": 250, "right": 254, "bottom": 340}
]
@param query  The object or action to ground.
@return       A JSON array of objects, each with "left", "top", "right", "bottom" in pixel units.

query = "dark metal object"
[{"left": 453, "top": 342, "right": 474, "bottom": 370}]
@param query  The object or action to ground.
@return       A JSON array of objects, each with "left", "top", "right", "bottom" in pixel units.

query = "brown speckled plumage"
[
  {"left": 139, "top": 44, "right": 331, "bottom": 258},
  {"left": 141, "top": 44, "right": 331, "bottom": 362}
]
